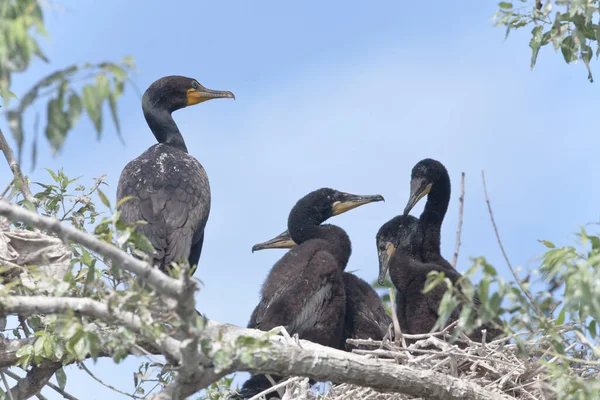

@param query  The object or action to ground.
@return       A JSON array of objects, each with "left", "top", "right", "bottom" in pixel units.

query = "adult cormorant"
[
  {"left": 403, "top": 158, "right": 453, "bottom": 269},
  {"left": 376, "top": 215, "right": 503, "bottom": 343},
  {"left": 117, "top": 76, "right": 234, "bottom": 275},
  {"left": 252, "top": 230, "right": 391, "bottom": 351},
  {"left": 237, "top": 188, "right": 384, "bottom": 399}
]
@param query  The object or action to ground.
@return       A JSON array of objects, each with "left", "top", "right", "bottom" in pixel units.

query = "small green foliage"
[
  {"left": 196, "top": 376, "right": 237, "bottom": 400},
  {"left": 494, "top": 0, "right": 600, "bottom": 82}
]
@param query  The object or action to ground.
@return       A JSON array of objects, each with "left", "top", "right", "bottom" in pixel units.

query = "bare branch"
[
  {"left": 4, "top": 369, "right": 79, "bottom": 400},
  {"left": 481, "top": 171, "right": 542, "bottom": 315},
  {"left": 79, "top": 362, "right": 142, "bottom": 399},
  {"left": 388, "top": 288, "right": 406, "bottom": 348},
  {"left": 452, "top": 172, "right": 465, "bottom": 268},
  {"left": 0, "top": 200, "right": 184, "bottom": 298},
  {"left": 0, "top": 128, "right": 38, "bottom": 206},
  {"left": 0, "top": 295, "right": 182, "bottom": 362}
]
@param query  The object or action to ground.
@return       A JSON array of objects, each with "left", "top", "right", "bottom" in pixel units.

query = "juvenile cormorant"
[
  {"left": 252, "top": 230, "right": 391, "bottom": 351},
  {"left": 117, "top": 76, "right": 234, "bottom": 275},
  {"left": 403, "top": 158, "right": 453, "bottom": 269},
  {"left": 376, "top": 215, "right": 503, "bottom": 343},
  {"left": 237, "top": 188, "right": 384, "bottom": 399}
]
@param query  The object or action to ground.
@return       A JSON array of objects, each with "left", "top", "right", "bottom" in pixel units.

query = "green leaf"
[
  {"left": 589, "top": 320, "right": 597, "bottom": 337},
  {"left": 121, "top": 56, "right": 135, "bottom": 69},
  {"left": 529, "top": 26, "right": 544, "bottom": 69},
  {"left": 498, "top": 2, "right": 513, "bottom": 9},
  {"left": 556, "top": 307, "right": 566, "bottom": 325},
  {"left": 108, "top": 93, "right": 122, "bottom": 141},
  {"left": 68, "top": 93, "right": 82, "bottom": 126},
  {"left": 56, "top": 367, "right": 67, "bottom": 390},
  {"left": 539, "top": 239, "right": 556, "bottom": 249},
  {"left": 82, "top": 84, "right": 102, "bottom": 135},
  {"left": 560, "top": 35, "right": 578, "bottom": 64},
  {"left": 95, "top": 74, "right": 110, "bottom": 98},
  {"left": 97, "top": 188, "right": 111, "bottom": 209}
]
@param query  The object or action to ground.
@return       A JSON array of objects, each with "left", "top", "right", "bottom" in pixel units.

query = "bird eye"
[{"left": 191, "top": 81, "right": 199, "bottom": 89}]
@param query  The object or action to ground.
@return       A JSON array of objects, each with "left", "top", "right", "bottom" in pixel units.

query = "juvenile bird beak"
[
  {"left": 332, "top": 193, "right": 385, "bottom": 216},
  {"left": 252, "top": 230, "right": 296, "bottom": 253},
  {"left": 403, "top": 179, "right": 432, "bottom": 216},
  {"left": 377, "top": 242, "right": 396, "bottom": 285},
  {"left": 187, "top": 86, "right": 235, "bottom": 106}
]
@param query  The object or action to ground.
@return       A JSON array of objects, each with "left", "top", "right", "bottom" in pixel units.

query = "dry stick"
[
  {"left": 0, "top": 127, "right": 38, "bottom": 206},
  {"left": 481, "top": 171, "right": 542, "bottom": 316},
  {"left": 79, "top": 362, "right": 143, "bottom": 399},
  {"left": 452, "top": 172, "right": 465, "bottom": 267},
  {"left": 247, "top": 376, "right": 303, "bottom": 400},
  {"left": 388, "top": 288, "right": 406, "bottom": 348},
  {"left": 3, "top": 369, "right": 79, "bottom": 400}
]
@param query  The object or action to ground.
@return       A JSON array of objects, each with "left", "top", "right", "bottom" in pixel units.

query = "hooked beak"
[
  {"left": 377, "top": 242, "right": 396, "bottom": 285},
  {"left": 187, "top": 85, "right": 235, "bottom": 106},
  {"left": 252, "top": 230, "right": 296, "bottom": 253},
  {"left": 403, "top": 179, "right": 432, "bottom": 216},
  {"left": 332, "top": 193, "right": 384, "bottom": 216}
]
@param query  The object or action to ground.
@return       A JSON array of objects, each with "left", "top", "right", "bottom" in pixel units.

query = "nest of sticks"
[{"left": 247, "top": 322, "right": 595, "bottom": 400}]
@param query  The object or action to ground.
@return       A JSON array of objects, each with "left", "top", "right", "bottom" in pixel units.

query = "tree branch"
[
  {"left": 0, "top": 128, "right": 38, "bottom": 206},
  {"left": 0, "top": 200, "right": 184, "bottom": 298},
  {"left": 151, "top": 321, "right": 511, "bottom": 400},
  {"left": 0, "top": 295, "right": 182, "bottom": 362},
  {"left": 4, "top": 369, "right": 79, "bottom": 400},
  {"left": 452, "top": 172, "right": 465, "bottom": 268},
  {"left": 8, "top": 361, "right": 61, "bottom": 400}
]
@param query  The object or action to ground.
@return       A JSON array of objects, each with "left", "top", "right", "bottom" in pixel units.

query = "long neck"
[
  {"left": 142, "top": 99, "right": 188, "bottom": 152},
  {"left": 419, "top": 178, "right": 450, "bottom": 261},
  {"left": 289, "top": 220, "right": 352, "bottom": 270}
]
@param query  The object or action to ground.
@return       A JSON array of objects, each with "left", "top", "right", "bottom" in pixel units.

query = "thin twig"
[
  {"left": 1, "top": 371, "right": 15, "bottom": 400},
  {"left": 388, "top": 288, "right": 406, "bottom": 348},
  {"left": 3, "top": 369, "right": 80, "bottom": 400},
  {"left": 0, "top": 127, "right": 38, "bottom": 206},
  {"left": 481, "top": 171, "right": 542, "bottom": 315},
  {"left": 247, "top": 376, "right": 303, "bottom": 400},
  {"left": 452, "top": 172, "right": 465, "bottom": 268},
  {"left": 79, "top": 362, "right": 143, "bottom": 399}
]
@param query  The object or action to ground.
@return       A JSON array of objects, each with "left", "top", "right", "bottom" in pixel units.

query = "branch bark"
[
  {"left": 0, "top": 128, "right": 37, "bottom": 206},
  {"left": 0, "top": 200, "right": 184, "bottom": 298},
  {"left": 7, "top": 361, "right": 61, "bottom": 400},
  {"left": 0, "top": 296, "right": 182, "bottom": 362},
  {"left": 152, "top": 321, "right": 511, "bottom": 400}
]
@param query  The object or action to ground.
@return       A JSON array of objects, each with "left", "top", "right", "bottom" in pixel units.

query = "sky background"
[{"left": 1, "top": 0, "right": 600, "bottom": 398}]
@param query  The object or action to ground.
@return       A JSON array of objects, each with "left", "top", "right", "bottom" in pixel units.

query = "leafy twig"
[
  {"left": 79, "top": 362, "right": 143, "bottom": 399},
  {"left": 452, "top": 172, "right": 465, "bottom": 268},
  {"left": 0, "top": 127, "right": 38, "bottom": 206},
  {"left": 0, "top": 200, "right": 184, "bottom": 298}
]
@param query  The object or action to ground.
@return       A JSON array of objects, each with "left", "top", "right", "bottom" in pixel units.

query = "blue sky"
[{"left": 2, "top": 0, "right": 600, "bottom": 398}]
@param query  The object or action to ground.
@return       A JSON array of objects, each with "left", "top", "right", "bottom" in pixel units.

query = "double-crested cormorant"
[
  {"left": 252, "top": 230, "right": 391, "bottom": 351},
  {"left": 117, "top": 76, "right": 234, "bottom": 275},
  {"left": 376, "top": 215, "right": 502, "bottom": 342},
  {"left": 237, "top": 188, "right": 384, "bottom": 399},
  {"left": 403, "top": 158, "right": 453, "bottom": 269}
]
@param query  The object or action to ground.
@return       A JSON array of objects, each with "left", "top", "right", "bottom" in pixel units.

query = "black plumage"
[
  {"left": 403, "top": 158, "right": 453, "bottom": 269},
  {"left": 376, "top": 215, "right": 503, "bottom": 343},
  {"left": 237, "top": 188, "right": 384, "bottom": 399},
  {"left": 116, "top": 76, "right": 234, "bottom": 274},
  {"left": 252, "top": 230, "right": 391, "bottom": 351}
]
